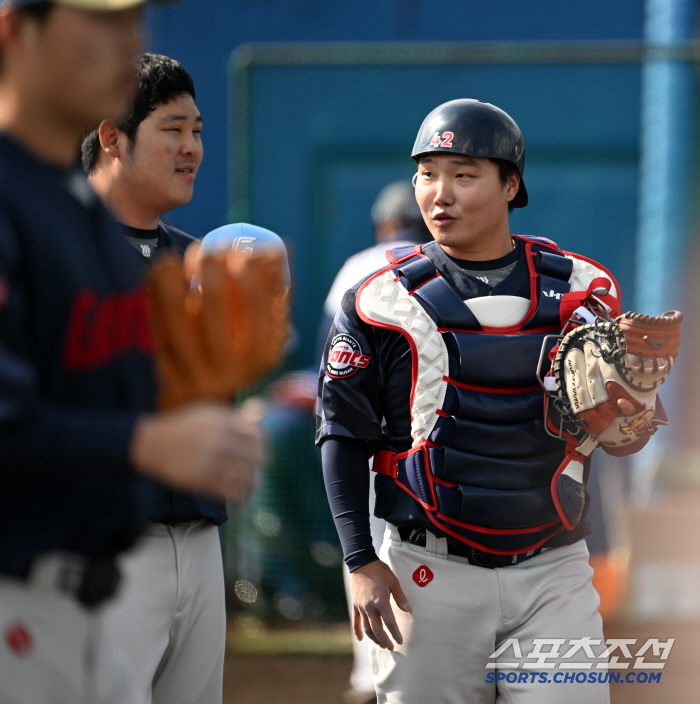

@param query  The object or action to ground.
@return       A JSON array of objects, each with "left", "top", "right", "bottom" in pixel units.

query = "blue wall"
[
  {"left": 235, "top": 58, "right": 641, "bottom": 365},
  {"left": 145, "top": 0, "right": 644, "bottom": 240},
  {"left": 145, "top": 1, "right": 648, "bottom": 367}
]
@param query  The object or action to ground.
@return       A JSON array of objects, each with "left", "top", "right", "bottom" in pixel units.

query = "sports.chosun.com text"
[{"left": 485, "top": 671, "right": 662, "bottom": 685}]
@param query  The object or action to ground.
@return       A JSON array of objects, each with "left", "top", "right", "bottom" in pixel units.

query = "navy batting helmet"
[{"left": 411, "top": 99, "right": 528, "bottom": 208}]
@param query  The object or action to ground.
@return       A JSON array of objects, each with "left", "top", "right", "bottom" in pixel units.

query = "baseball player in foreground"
[
  {"left": 0, "top": 2, "right": 270, "bottom": 703},
  {"left": 83, "top": 53, "right": 228, "bottom": 704},
  {"left": 317, "top": 99, "right": 681, "bottom": 703}
]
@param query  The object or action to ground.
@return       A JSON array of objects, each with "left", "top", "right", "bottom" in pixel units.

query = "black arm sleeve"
[{"left": 321, "top": 436, "right": 379, "bottom": 572}]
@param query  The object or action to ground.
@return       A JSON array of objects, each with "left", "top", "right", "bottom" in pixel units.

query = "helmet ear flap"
[{"left": 411, "top": 173, "right": 418, "bottom": 188}]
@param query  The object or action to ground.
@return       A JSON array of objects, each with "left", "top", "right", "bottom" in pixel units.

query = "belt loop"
[
  {"left": 28, "top": 552, "right": 84, "bottom": 593},
  {"left": 25, "top": 552, "right": 120, "bottom": 608},
  {"left": 424, "top": 531, "right": 448, "bottom": 559},
  {"left": 387, "top": 523, "right": 401, "bottom": 547}
]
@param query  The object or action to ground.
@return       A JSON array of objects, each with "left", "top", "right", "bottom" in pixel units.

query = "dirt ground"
[
  {"left": 224, "top": 653, "right": 352, "bottom": 704},
  {"left": 223, "top": 620, "right": 699, "bottom": 704},
  {"left": 604, "top": 621, "right": 698, "bottom": 704}
]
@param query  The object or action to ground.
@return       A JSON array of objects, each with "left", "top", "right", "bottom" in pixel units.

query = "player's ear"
[
  {"left": 98, "top": 120, "right": 122, "bottom": 160},
  {"left": 505, "top": 171, "right": 520, "bottom": 203}
]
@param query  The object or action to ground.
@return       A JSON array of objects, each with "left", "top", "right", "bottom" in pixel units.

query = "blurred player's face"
[
  {"left": 414, "top": 154, "right": 519, "bottom": 259},
  {"left": 125, "top": 94, "right": 203, "bottom": 215},
  {"left": 11, "top": 5, "right": 144, "bottom": 132}
]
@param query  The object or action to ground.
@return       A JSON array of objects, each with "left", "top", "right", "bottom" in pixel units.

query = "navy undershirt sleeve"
[{"left": 321, "top": 436, "right": 378, "bottom": 572}]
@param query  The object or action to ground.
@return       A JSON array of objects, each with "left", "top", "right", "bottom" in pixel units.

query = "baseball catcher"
[{"left": 317, "top": 97, "right": 684, "bottom": 704}]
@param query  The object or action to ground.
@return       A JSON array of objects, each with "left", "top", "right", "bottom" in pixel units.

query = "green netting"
[{"left": 223, "top": 399, "right": 347, "bottom": 623}]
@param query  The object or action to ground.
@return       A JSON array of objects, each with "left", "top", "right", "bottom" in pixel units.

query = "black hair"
[
  {"left": 81, "top": 53, "right": 196, "bottom": 174},
  {"left": 492, "top": 158, "right": 520, "bottom": 212},
  {"left": 21, "top": 2, "right": 54, "bottom": 21}
]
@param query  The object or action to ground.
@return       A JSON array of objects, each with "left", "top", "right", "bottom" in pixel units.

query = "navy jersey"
[
  {"left": 317, "top": 239, "right": 597, "bottom": 554},
  {"left": 0, "top": 134, "right": 155, "bottom": 574},
  {"left": 123, "top": 219, "right": 227, "bottom": 527},
  {"left": 316, "top": 240, "right": 527, "bottom": 451}
]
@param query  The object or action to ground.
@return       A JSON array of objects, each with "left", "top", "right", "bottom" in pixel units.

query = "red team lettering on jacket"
[{"left": 63, "top": 287, "right": 153, "bottom": 370}]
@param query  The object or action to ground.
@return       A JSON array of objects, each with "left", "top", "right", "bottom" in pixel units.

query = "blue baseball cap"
[{"left": 200, "top": 223, "right": 291, "bottom": 287}]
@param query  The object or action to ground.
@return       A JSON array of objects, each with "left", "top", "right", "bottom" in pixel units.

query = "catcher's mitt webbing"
[
  {"left": 552, "top": 310, "right": 682, "bottom": 448},
  {"left": 618, "top": 311, "right": 681, "bottom": 357},
  {"left": 148, "top": 248, "right": 289, "bottom": 409},
  {"left": 616, "top": 311, "right": 681, "bottom": 390}
]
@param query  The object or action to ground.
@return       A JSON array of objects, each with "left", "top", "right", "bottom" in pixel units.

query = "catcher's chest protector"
[{"left": 357, "top": 237, "right": 618, "bottom": 554}]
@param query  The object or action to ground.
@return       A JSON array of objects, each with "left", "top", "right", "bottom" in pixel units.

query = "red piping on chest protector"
[
  {"left": 444, "top": 376, "right": 543, "bottom": 394},
  {"left": 425, "top": 511, "right": 561, "bottom": 554}
]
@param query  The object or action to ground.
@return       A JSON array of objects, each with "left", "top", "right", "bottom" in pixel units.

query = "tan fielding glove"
[{"left": 149, "top": 245, "right": 289, "bottom": 410}]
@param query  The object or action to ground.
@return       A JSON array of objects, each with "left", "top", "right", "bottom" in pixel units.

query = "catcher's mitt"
[
  {"left": 148, "top": 245, "right": 289, "bottom": 410},
  {"left": 550, "top": 310, "right": 682, "bottom": 449}
]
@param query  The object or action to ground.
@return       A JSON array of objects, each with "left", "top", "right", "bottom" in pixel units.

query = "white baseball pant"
[
  {"left": 101, "top": 521, "right": 226, "bottom": 704},
  {"left": 368, "top": 525, "right": 608, "bottom": 704},
  {"left": 0, "top": 572, "right": 142, "bottom": 704}
]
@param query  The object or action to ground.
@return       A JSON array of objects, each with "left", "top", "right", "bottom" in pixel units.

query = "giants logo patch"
[{"left": 326, "top": 334, "right": 371, "bottom": 379}]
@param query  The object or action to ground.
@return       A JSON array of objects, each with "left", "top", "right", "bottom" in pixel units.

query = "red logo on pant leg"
[
  {"left": 412, "top": 565, "right": 434, "bottom": 587},
  {"left": 5, "top": 623, "right": 33, "bottom": 656}
]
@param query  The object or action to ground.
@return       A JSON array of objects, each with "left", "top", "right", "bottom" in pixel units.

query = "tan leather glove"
[
  {"left": 552, "top": 310, "right": 682, "bottom": 449},
  {"left": 149, "top": 245, "right": 289, "bottom": 410}
]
